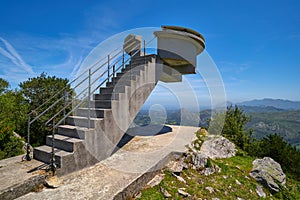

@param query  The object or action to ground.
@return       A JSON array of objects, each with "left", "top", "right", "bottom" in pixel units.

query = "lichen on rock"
[{"left": 249, "top": 157, "right": 286, "bottom": 192}]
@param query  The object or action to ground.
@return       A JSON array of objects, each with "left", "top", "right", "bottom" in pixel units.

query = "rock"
[
  {"left": 178, "top": 188, "right": 190, "bottom": 197},
  {"left": 44, "top": 176, "right": 61, "bottom": 188},
  {"left": 185, "top": 147, "right": 208, "bottom": 170},
  {"left": 237, "top": 198, "right": 243, "bottom": 200},
  {"left": 192, "top": 153, "right": 208, "bottom": 169},
  {"left": 200, "top": 136, "right": 236, "bottom": 159},
  {"left": 166, "top": 158, "right": 186, "bottom": 173},
  {"left": 204, "top": 167, "right": 215, "bottom": 176},
  {"left": 212, "top": 198, "right": 220, "bottom": 200},
  {"left": 135, "top": 192, "right": 142, "bottom": 198},
  {"left": 160, "top": 187, "right": 172, "bottom": 198},
  {"left": 256, "top": 185, "right": 266, "bottom": 198},
  {"left": 146, "top": 173, "right": 165, "bottom": 187},
  {"left": 203, "top": 164, "right": 221, "bottom": 176},
  {"left": 250, "top": 157, "right": 286, "bottom": 192},
  {"left": 172, "top": 172, "right": 186, "bottom": 184},
  {"left": 205, "top": 186, "right": 214, "bottom": 193},
  {"left": 235, "top": 179, "right": 242, "bottom": 185}
]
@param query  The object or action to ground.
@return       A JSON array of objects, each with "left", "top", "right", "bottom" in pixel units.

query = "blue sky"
[{"left": 0, "top": 0, "right": 299, "bottom": 105}]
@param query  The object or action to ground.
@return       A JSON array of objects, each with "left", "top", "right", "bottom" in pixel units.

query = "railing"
[{"left": 25, "top": 35, "right": 157, "bottom": 173}]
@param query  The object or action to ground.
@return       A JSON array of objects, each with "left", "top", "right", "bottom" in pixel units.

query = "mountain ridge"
[{"left": 237, "top": 98, "right": 300, "bottom": 110}]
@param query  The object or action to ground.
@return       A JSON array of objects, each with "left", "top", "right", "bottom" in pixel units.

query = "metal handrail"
[
  {"left": 28, "top": 36, "right": 136, "bottom": 121},
  {"left": 25, "top": 35, "right": 157, "bottom": 172},
  {"left": 27, "top": 37, "right": 137, "bottom": 132},
  {"left": 51, "top": 48, "right": 134, "bottom": 128},
  {"left": 46, "top": 51, "right": 132, "bottom": 127},
  {"left": 52, "top": 51, "right": 135, "bottom": 129},
  {"left": 51, "top": 37, "right": 158, "bottom": 129},
  {"left": 47, "top": 37, "right": 158, "bottom": 129}
]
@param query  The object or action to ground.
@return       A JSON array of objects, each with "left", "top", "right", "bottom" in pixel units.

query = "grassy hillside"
[{"left": 137, "top": 155, "right": 300, "bottom": 199}]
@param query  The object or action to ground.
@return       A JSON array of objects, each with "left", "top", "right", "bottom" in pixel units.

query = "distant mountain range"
[
  {"left": 237, "top": 98, "right": 300, "bottom": 110},
  {"left": 135, "top": 98, "right": 300, "bottom": 150}
]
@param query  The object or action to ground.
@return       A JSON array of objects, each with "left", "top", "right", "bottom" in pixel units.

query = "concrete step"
[
  {"left": 100, "top": 86, "right": 126, "bottom": 94},
  {"left": 116, "top": 72, "right": 125, "bottom": 77},
  {"left": 67, "top": 116, "right": 103, "bottom": 128},
  {"left": 106, "top": 80, "right": 131, "bottom": 88},
  {"left": 58, "top": 125, "right": 92, "bottom": 139},
  {"left": 133, "top": 54, "right": 156, "bottom": 60},
  {"left": 130, "top": 60, "right": 149, "bottom": 67},
  {"left": 89, "top": 100, "right": 111, "bottom": 109},
  {"left": 33, "top": 145, "right": 73, "bottom": 167},
  {"left": 131, "top": 55, "right": 155, "bottom": 63},
  {"left": 46, "top": 134, "right": 83, "bottom": 152},
  {"left": 121, "top": 66, "right": 145, "bottom": 74},
  {"left": 112, "top": 74, "right": 137, "bottom": 82},
  {"left": 76, "top": 107, "right": 109, "bottom": 118},
  {"left": 93, "top": 93, "right": 119, "bottom": 100}
]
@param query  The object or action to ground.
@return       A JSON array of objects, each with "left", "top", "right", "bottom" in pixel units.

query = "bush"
[
  {"left": 209, "top": 105, "right": 253, "bottom": 151},
  {"left": 251, "top": 134, "right": 300, "bottom": 181},
  {"left": 19, "top": 73, "right": 72, "bottom": 146},
  {"left": 208, "top": 105, "right": 300, "bottom": 181},
  {"left": 0, "top": 125, "right": 24, "bottom": 160}
]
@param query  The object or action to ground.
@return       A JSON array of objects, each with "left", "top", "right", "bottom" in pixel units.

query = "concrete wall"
[{"left": 83, "top": 57, "right": 160, "bottom": 162}]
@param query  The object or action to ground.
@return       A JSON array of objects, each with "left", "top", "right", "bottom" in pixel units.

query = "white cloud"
[
  {"left": 0, "top": 37, "right": 35, "bottom": 75},
  {"left": 0, "top": 34, "right": 102, "bottom": 87}
]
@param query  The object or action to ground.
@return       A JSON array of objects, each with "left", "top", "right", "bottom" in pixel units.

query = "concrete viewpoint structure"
[{"left": 31, "top": 26, "right": 206, "bottom": 175}]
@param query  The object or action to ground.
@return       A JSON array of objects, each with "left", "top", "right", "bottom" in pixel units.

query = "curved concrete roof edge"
[{"left": 161, "top": 25, "right": 205, "bottom": 42}]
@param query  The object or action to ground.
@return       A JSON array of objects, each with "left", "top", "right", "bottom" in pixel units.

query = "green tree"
[
  {"left": 207, "top": 105, "right": 300, "bottom": 181},
  {"left": 209, "top": 105, "right": 253, "bottom": 150},
  {"left": 0, "top": 78, "right": 9, "bottom": 94},
  {"left": 0, "top": 77, "right": 28, "bottom": 134},
  {"left": 19, "top": 73, "right": 71, "bottom": 146},
  {"left": 0, "top": 125, "right": 24, "bottom": 160},
  {"left": 0, "top": 78, "right": 25, "bottom": 160},
  {"left": 253, "top": 134, "right": 300, "bottom": 180},
  {"left": 0, "top": 90, "right": 29, "bottom": 132}
]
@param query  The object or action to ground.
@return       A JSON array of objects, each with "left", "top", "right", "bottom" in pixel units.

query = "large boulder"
[
  {"left": 183, "top": 136, "right": 228, "bottom": 176},
  {"left": 249, "top": 157, "right": 286, "bottom": 192},
  {"left": 200, "top": 136, "right": 236, "bottom": 159}
]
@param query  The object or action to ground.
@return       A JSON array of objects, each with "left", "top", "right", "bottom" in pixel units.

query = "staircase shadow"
[{"left": 111, "top": 125, "right": 172, "bottom": 155}]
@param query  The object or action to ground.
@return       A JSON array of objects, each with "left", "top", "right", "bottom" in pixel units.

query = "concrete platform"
[
  {"left": 0, "top": 154, "right": 47, "bottom": 200},
  {"left": 17, "top": 125, "right": 198, "bottom": 200}
]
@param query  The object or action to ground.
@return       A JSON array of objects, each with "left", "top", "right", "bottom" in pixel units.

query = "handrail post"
[
  {"left": 113, "top": 65, "right": 115, "bottom": 78},
  {"left": 50, "top": 119, "right": 56, "bottom": 175},
  {"left": 143, "top": 39, "right": 146, "bottom": 56},
  {"left": 63, "top": 89, "right": 67, "bottom": 124},
  {"left": 122, "top": 50, "right": 125, "bottom": 70},
  {"left": 130, "top": 57, "right": 132, "bottom": 81},
  {"left": 143, "top": 39, "right": 146, "bottom": 64},
  {"left": 107, "top": 55, "right": 110, "bottom": 81},
  {"left": 25, "top": 114, "right": 32, "bottom": 161},
  {"left": 88, "top": 69, "right": 91, "bottom": 129}
]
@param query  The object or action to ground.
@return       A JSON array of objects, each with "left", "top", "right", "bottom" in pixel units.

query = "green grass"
[{"left": 137, "top": 155, "right": 300, "bottom": 200}]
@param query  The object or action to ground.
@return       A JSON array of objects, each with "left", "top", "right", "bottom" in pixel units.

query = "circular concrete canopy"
[
  {"left": 154, "top": 25, "right": 206, "bottom": 72},
  {"left": 161, "top": 25, "right": 205, "bottom": 54}
]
